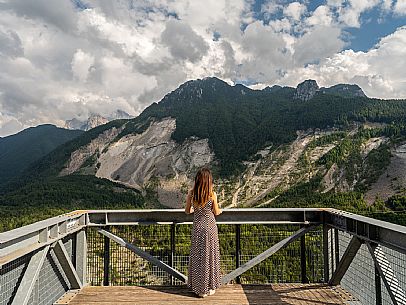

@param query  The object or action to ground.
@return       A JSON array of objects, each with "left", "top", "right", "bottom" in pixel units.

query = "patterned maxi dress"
[{"left": 188, "top": 200, "right": 221, "bottom": 295}]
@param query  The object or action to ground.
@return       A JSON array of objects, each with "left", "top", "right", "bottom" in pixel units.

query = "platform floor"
[{"left": 60, "top": 284, "right": 355, "bottom": 305}]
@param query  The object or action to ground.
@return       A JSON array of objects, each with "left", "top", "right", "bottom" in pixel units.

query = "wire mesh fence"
[
  {"left": 86, "top": 224, "right": 324, "bottom": 286},
  {"left": 0, "top": 236, "right": 75, "bottom": 305},
  {"left": 338, "top": 230, "right": 376, "bottom": 305},
  {"left": 28, "top": 247, "right": 71, "bottom": 305},
  {"left": 328, "top": 228, "right": 406, "bottom": 305},
  {"left": 3, "top": 220, "right": 406, "bottom": 305},
  {"left": 0, "top": 253, "right": 31, "bottom": 305},
  {"left": 380, "top": 246, "right": 406, "bottom": 305}
]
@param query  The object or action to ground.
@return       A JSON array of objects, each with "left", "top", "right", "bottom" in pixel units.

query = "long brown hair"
[{"left": 192, "top": 167, "right": 213, "bottom": 208}]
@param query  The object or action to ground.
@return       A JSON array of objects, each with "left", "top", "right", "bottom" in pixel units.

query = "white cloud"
[
  {"left": 293, "top": 26, "right": 345, "bottom": 65},
  {"left": 336, "top": 0, "right": 381, "bottom": 27},
  {"left": 0, "top": 0, "right": 405, "bottom": 136},
  {"left": 161, "top": 19, "right": 209, "bottom": 63},
  {"left": 279, "top": 26, "right": 406, "bottom": 99},
  {"left": 283, "top": 2, "right": 306, "bottom": 21},
  {"left": 306, "top": 6, "right": 334, "bottom": 26},
  {"left": 71, "top": 49, "right": 95, "bottom": 82},
  {"left": 261, "top": 1, "right": 282, "bottom": 17},
  {"left": 382, "top": 0, "right": 394, "bottom": 11},
  {"left": 394, "top": 0, "right": 406, "bottom": 15}
]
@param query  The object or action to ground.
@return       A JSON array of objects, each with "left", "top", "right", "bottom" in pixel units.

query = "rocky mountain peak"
[
  {"left": 294, "top": 79, "right": 319, "bottom": 101},
  {"left": 64, "top": 110, "right": 133, "bottom": 131}
]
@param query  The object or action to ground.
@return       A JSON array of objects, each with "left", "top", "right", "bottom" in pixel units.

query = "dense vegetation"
[
  {"left": 0, "top": 175, "right": 144, "bottom": 232},
  {"left": 127, "top": 78, "right": 406, "bottom": 176},
  {"left": 0, "top": 124, "right": 83, "bottom": 186},
  {"left": 2, "top": 77, "right": 406, "bottom": 232}
]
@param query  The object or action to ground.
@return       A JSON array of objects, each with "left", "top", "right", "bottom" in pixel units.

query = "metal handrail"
[{"left": 1, "top": 208, "right": 406, "bottom": 305}]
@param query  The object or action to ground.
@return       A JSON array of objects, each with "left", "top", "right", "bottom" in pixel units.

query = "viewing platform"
[{"left": 1, "top": 208, "right": 406, "bottom": 305}]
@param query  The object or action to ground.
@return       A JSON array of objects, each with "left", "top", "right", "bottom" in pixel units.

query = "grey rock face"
[
  {"left": 64, "top": 110, "right": 133, "bottom": 131},
  {"left": 294, "top": 79, "right": 319, "bottom": 101}
]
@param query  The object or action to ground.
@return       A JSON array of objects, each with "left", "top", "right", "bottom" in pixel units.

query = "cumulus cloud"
[
  {"left": 306, "top": 6, "right": 334, "bottom": 26},
  {"left": 283, "top": 2, "right": 306, "bottom": 21},
  {"left": 161, "top": 20, "right": 209, "bottom": 63},
  {"left": 279, "top": 26, "right": 406, "bottom": 98},
  {"left": 0, "top": 0, "right": 78, "bottom": 32},
  {"left": 0, "top": 0, "right": 405, "bottom": 136},
  {"left": 394, "top": 0, "right": 406, "bottom": 15},
  {"left": 0, "top": 28, "right": 24, "bottom": 58},
  {"left": 71, "top": 49, "right": 95, "bottom": 82},
  {"left": 334, "top": 0, "right": 381, "bottom": 27},
  {"left": 293, "top": 26, "right": 345, "bottom": 65}
]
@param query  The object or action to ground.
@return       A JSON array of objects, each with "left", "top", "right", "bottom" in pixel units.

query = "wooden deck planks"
[{"left": 64, "top": 284, "right": 355, "bottom": 305}]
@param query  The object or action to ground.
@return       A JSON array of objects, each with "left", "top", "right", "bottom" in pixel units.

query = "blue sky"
[
  {"left": 252, "top": 0, "right": 406, "bottom": 51},
  {"left": 0, "top": 0, "right": 405, "bottom": 136}
]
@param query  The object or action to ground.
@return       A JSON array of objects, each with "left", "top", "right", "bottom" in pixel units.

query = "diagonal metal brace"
[
  {"left": 53, "top": 240, "right": 83, "bottom": 289},
  {"left": 11, "top": 245, "right": 50, "bottom": 305},
  {"left": 329, "top": 236, "right": 362, "bottom": 285},
  {"left": 97, "top": 228, "right": 187, "bottom": 283},
  {"left": 367, "top": 242, "right": 406, "bottom": 305},
  {"left": 221, "top": 225, "right": 316, "bottom": 284}
]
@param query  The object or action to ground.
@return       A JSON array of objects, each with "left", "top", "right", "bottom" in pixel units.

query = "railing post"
[
  {"left": 76, "top": 228, "right": 87, "bottom": 285},
  {"left": 235, "top": 224, "right": 241, "bottom": 284},
  {"left": 323, "top": 224, "right": 330, "bottom": 283},
  {"left": 170, "top": 223, "right": 175, "bottom": 285},
  {"left": 334, "top": 228, "right": 340, "bottom": 268},
  {"left": 301, "top": 226, "right": 308, "bottom": 283},
  {"left": 375, "top": 266, "right": 382, "bottom": 305},
  {"left": 103, "top": 226, "right": 110, "bottom": 286}
]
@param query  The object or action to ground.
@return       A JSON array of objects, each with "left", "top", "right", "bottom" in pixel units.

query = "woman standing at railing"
[{"left": 185, "top": 167, "right": 222, "bottom": 298}]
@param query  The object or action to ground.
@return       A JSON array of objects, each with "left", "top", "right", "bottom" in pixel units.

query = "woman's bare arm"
[
  {"left": 185, "top": 189, "right": 194, "bottom": 214},
  {"left": 212, "top": 192, "right": 222, "bottom": 216}
]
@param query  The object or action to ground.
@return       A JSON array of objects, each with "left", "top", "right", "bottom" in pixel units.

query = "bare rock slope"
[{"left": 61, "top": 118, "right": 214, "bottom": 207}]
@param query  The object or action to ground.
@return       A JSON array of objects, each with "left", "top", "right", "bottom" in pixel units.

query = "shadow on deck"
[{"left": 57, "top": 284, "right": 355, "bottom": 305}]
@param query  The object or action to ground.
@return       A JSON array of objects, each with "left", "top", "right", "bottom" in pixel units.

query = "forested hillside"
[
  {"left": 2, "top": 77, "right": 406, "bottom": 231},
  {"left": 0, "top": 124, "right": 83, "bottom": 186}
]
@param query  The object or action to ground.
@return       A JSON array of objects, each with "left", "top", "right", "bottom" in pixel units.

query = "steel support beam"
[
  {"left": 221, "top": 225, "right": 316, "bottom": 284},
  {"left": 103, "top": 226, "right": 110, "bottom": 286},
  {"left": 334, "top": 228, "right": 340, "bottom": 268},
  {"left": 323, "top": 224, "right": 330, "bottom": 283},
  {"left": 87, "top": 208, "right": 323, "bottom": 225},
  {"left": 11, "top": 245, "right": 50, "bottom": 305},
  {"left": 97, "top": 228, "right": 187, "bottom": 283},
  {"left": 0, "top": 212, "right": 86, "bottom": 263},
  {"left": 329, "top": 236, "right": 362, "bottom": 285},
  {"left": 235, "top": 224, "right": 241, "bottom": 284},
  {"left": 75, "top": 229, "right": 87, "bottom": 285},
  {"left": 170, "top": 223, "right": 175, "bottom": 285},
  {"left": 53, "top": 240, "right": 83, "bottom": 289},
  {"left": 375, "top": 266, "right": 382, "bottom": 305},
  {"left": 300, "top": 228, "right": 308, "bottom": 283},
  {"left": 367, "top": 243, "right": 406, "bottom": 305},
  {"left": 325, "top": 209, "right": 406, "bottom": 254}
]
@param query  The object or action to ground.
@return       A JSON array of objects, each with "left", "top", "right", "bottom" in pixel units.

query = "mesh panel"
[
  {"left": 0, "top": 253, "right": 31, "bottom": 305},
  {"left": 63, "top": 235, "right": 75, "bottom": 267},
  {"left": 338, "top": 231, "right": 376, "bottom": 305},
  {"left": 380, "top": 246, "right": 406, "bottom": 305},
  {"left": 239, "top": 224, "right": 323, "bottom": 284},
  {"left": 86, "top": 224, "right": 324, "bottom": 286},
  {"left": 111, "top": 225, "right": 171, "bottom": 285},
  {"left": 87, "top": 227, "right": 104, "bottom": 285},
  {"left": 28, "top": 248, "right": 71, "bottom": 305}
]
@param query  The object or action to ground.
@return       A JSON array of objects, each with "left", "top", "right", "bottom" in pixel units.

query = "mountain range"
[
  {"left": 2, "top": 77, "right": 406, "bottom": 230},
  {"left": 0, "top": 125, "right": 83, "bottom": 184},
  {"left": 64, "top": 110, "right": 133, "bottom": 131}
]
